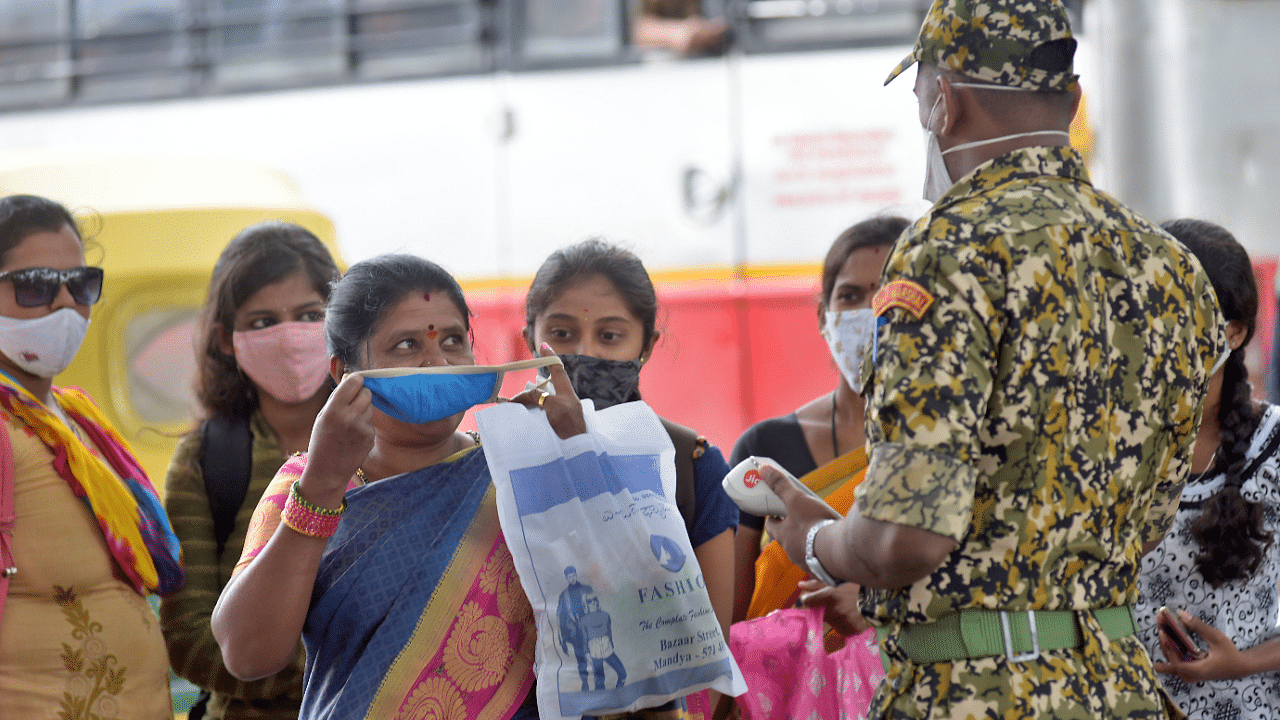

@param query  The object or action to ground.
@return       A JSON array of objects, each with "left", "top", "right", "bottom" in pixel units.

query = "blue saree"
[{"left": 244, "top": 447, "right": 537, "bottom": 719}]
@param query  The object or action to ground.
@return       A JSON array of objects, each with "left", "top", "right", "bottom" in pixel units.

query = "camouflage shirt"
[{"left": 858, "top": 145, "right": 1223, "bottom": 718}]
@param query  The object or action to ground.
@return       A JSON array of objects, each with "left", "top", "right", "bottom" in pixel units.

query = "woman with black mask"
[{"left": 524, "top": 239, "right": 738, "bottom": 718}]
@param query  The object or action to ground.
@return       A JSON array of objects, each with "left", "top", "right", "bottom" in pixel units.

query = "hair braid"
[
  {"left": 1189, "top": 337, "right": 1271, "bottom": 588},
  {"left": 1162, "top": 218, "right": 1273, "bottom": 587}
]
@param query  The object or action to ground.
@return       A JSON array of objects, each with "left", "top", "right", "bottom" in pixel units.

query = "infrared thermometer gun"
[{"left": 722, "top": 456, "right": 823, "bottom": 517}]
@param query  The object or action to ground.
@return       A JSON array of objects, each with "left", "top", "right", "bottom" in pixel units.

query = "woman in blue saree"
[{"left": 211, "top": 254, "right": 587, "bottom": 719}]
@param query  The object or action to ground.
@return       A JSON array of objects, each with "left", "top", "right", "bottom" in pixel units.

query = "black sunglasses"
[{"left": 0, "top": 266, "right": 104, "bottom": 307}]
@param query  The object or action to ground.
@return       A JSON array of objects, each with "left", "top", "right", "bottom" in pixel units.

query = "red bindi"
[
  {"left": 423, "top": 292, "right": 430, "bottom": 301},
  {"left": 427, "top": 331, "right": 438, "bottom": 339}
]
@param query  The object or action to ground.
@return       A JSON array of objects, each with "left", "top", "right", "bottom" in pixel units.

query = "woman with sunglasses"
[
  {"left": 0, "top": 194, "right": 184, "bottom": 718},
  {"left": 159, "top": 222, "right": 340, "bottom": 720}
]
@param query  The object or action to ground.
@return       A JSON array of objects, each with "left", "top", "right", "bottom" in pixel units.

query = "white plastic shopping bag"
[{"left": 476, "top": 400, "right": 745, "bottom": 720}]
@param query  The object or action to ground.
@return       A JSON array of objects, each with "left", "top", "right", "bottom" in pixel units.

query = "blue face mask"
[{"left": 354, "top": 356, "right": 563, "bottom": 424}]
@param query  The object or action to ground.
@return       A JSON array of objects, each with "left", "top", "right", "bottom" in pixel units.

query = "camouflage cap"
[{"left": 885, "top": 0, "right": 1079, "bottom": 93}]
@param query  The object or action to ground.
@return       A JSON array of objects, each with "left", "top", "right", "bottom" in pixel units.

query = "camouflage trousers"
[{"left": 871, "top": 624, "right": 1186, "bottom": 719}]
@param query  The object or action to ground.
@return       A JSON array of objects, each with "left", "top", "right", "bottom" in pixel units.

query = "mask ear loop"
[
  {"left": 494, "top": 356, "right": 559, "bottom": 402},
  {"left": 929, "top": 81, "right": 945, "bottom": 134},
  {"left": 494, "top": 374, "right": 551, "bottom": 404}
]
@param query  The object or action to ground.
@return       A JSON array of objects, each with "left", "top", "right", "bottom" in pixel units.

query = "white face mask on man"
[
  {"left": 921, "top": 81, "right": 1071, "bottom": 203},
  {"left": 0, "top": 307, "right": 90, "bottom": 378}
]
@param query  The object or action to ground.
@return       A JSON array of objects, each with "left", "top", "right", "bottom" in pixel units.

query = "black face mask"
[{"left": 541, "top": 353, "right": 643, "bottom": 410}]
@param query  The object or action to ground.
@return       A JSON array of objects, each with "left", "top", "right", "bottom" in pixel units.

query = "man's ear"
[{"left": 936, "top": 76, "right": 961, "bottom": 137}]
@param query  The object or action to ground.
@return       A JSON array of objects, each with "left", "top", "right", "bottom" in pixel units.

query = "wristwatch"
[{"left": 804, "top": 519, "right": 839, "bottom": 587}]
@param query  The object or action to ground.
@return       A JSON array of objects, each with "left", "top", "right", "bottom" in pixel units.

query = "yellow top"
[{"left": 0, "top": 409, "right": 171, "bottom": 719}]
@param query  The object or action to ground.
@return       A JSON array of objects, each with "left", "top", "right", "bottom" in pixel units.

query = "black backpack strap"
[
  {"left": 659, "top": 418, "right": 700, "bottom": 540},
  {"left": 199, "top": 415, "right": 254, "bottom": 560}
]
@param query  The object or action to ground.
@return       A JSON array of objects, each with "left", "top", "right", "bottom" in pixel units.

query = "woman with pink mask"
[{"left": 159, "top": 222, "right": 340, "bottom": 720}]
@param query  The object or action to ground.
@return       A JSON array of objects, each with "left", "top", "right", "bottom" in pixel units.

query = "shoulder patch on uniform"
[{"left": 872, "top": 280, "right": 934, "bottom": 319}]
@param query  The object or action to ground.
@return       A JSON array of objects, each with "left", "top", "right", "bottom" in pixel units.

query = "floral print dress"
[
  {"left": 1137, "top": 403, "right": 1280, "bottom": 720},
  {"left": 0, "top": 409, "right": 172, "bottom": 719}
]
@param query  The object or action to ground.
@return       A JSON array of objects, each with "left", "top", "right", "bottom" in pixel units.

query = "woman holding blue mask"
[
  {"left": 212, "top": 253, "right": 583, "bottom": 720},
  {"left": 524, "top": 239, "right": 739, "bottom": 719}
]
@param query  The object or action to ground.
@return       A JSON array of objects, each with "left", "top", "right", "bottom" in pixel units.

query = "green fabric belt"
[{"left": 879, "top": 606, "right": 1136, "bottom": 666}]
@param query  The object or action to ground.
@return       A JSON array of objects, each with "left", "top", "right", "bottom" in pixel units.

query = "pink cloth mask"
[{"left": 233, "top": 321, "right": 330, "bottom": 403}]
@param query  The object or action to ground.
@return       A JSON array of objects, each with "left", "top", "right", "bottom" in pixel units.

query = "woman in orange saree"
[
  {"left": 731, "top": 215, "right": 908, "bottom": 625},
  {"left": 727, "top": 217, "right": 908, "bottom": 720}
]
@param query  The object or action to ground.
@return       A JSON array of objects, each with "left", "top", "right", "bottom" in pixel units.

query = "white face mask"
[
  {"left": 922, "top": 94, "right": 953, "bottom": 203},
  {"left": 922, "top": 81, "right": 1071, "bottom": 203},
  {"left": 821, "top": 309, "right": 876, "bottom": 390},
  {"left": 0, "top": 307, "right": 90, "bottom": 378}
]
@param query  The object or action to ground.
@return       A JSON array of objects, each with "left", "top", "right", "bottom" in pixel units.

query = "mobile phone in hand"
[{"left": 1157, "top": 606, "right": 1207, "bottom": 661}]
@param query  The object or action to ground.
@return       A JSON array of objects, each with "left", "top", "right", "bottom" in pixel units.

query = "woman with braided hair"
[{"left": 1135, "top": 219, "right": 1280, "bottom": 719}]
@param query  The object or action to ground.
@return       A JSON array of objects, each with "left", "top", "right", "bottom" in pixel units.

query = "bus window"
[
  {"left": 75, "top": 0, "right": 193, "bottom": 102},
  {"left": 208, "top": 0, "right": 345, "bottom": 89},
  {"left": 521, "top": 0, "right": 624, "bottom": 62},
  {"left": 736, "top": 0, "right": 922, "bottom": 52},
  {"left": 0, "top": 1, "right": 70, "bottom": 107},
  {"left": 632, "top": 0, "right": 726, "bottom": 57},
  {"left": 352, "top": 0, "right": 491, "bottom": 79}
]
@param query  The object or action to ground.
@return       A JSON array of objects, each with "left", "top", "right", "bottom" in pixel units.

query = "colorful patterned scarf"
[{"left": 0, "top": 371, "right": 184, "bottom": 595}]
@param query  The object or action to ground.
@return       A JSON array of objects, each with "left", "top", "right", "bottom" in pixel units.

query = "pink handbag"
[{"left": 729, "top": 607, "right": 884, "bottom": 720}]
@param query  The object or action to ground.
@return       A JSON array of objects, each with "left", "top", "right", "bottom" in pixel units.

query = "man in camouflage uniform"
[{"left": 762, "top": 1, "right": 1225, "bottom": 717}]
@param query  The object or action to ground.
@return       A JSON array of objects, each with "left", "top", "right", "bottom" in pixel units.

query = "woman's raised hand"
[
  {"left": 511, "top": 343, "right": 588, "bottom": 439},
  {"left": 301, "top": 373, "right": 374, "bottom": 506}
]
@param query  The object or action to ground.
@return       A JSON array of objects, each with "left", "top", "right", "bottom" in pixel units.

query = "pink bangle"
[{"left": 281, "top": 480, "right": 345, "bottom": 538}]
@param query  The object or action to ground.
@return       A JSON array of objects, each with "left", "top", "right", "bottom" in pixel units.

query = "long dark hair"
[
  {"left": 326, "top": 254, "right": 472, "bottom": 368},
  {"left": 1163, "top": 218, "right": 1271, "bottom": 587},
  {"left": 525, "top": 238, "right": 658, "bottom": 353},
  {"left": 817, "top": 215, "right": 908, "bottom": 322},
  {"left": 196, "top": 222, "right": 341, "bottom": 420}
]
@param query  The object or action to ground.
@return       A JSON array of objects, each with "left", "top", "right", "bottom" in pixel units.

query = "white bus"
[
  {"left": 0, "top": 0, "right": 961, "bottom": 277},
  {"left": 2, "top": 0, "right": 1276, "bottom": 420}
]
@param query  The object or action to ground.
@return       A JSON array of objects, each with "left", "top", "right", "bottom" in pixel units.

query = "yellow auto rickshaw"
[{"left": 0, "top": 149, "right": 343, "bottom": 489}]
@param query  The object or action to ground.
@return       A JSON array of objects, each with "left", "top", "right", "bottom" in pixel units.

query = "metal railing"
[{"left": 0, "top": 0, "right": 927, "bottom": 110}]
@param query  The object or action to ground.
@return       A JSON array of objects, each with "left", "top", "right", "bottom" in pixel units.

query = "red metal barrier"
[
  {"left": 460, "top": 275, "right": 839, "bottom": 452},
  {"left": 461, "top": 259, "right": 1279, "bottom": 454}
]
